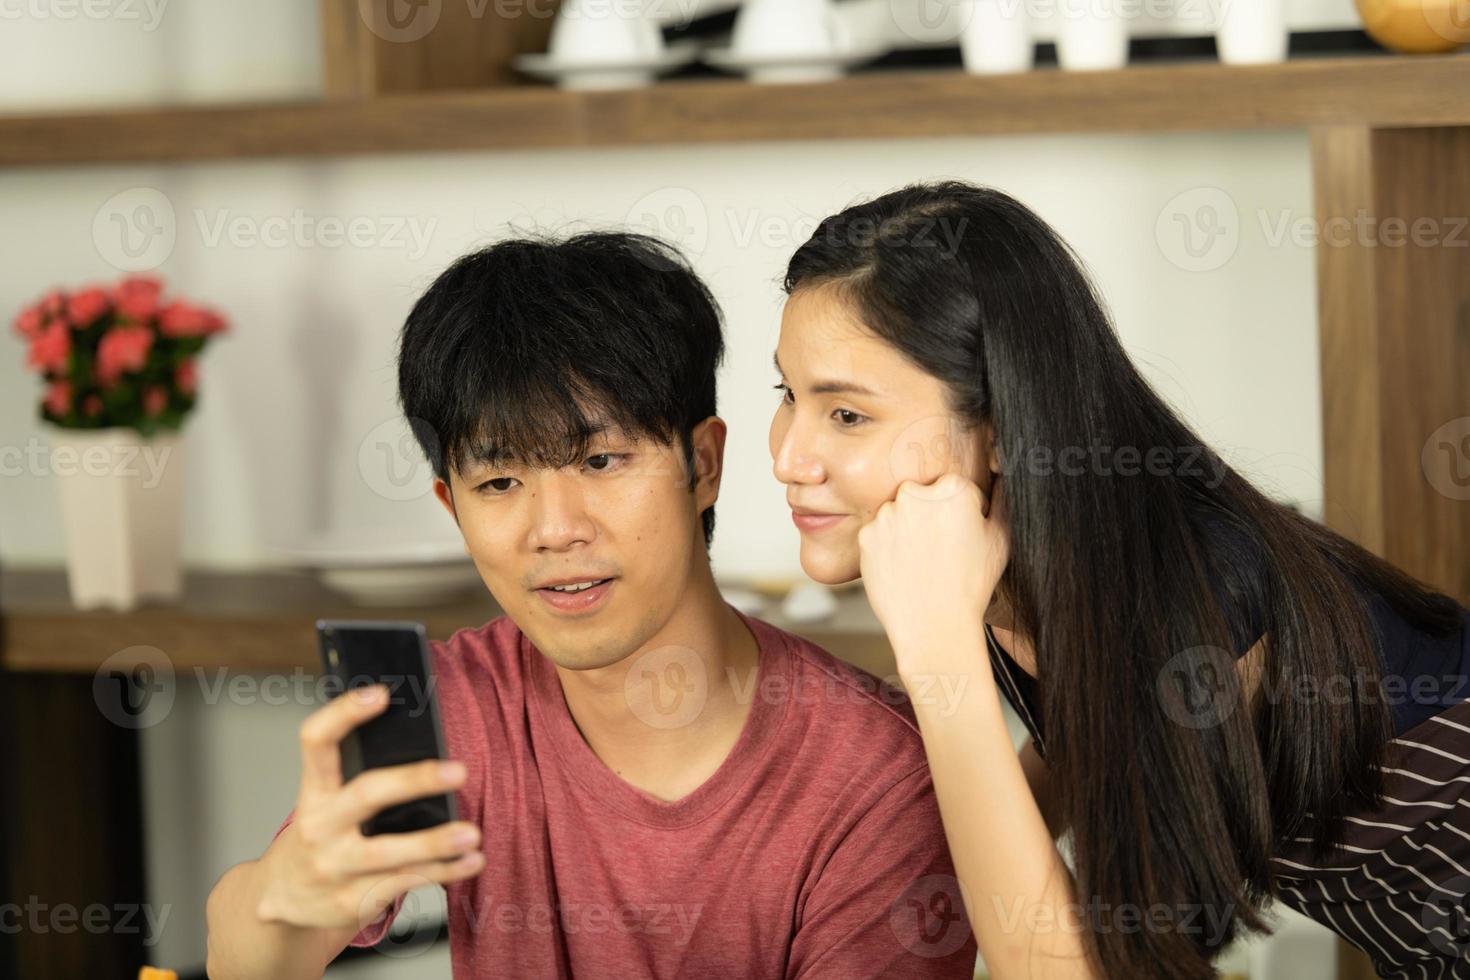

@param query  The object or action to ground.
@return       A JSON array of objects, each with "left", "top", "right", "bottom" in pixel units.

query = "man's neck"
[{"left": 552, "top": 563, "right": 762, "bottom": 802}]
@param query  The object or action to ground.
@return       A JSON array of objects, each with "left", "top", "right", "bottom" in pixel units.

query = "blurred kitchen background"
[{"left": 1, "top": 1, "right": 1466, "bottom": 978}]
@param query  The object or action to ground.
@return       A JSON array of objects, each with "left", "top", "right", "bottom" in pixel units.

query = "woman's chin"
[{"left": 798, "top": 546, "right": 860, "bottom": 587}]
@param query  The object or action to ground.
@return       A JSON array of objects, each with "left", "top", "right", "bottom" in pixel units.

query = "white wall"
[{"left": 0, "top": 133, "right": 1326, "bottom": 580}]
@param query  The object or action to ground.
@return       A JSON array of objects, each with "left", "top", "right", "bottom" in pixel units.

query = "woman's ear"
[{"left": 985, "top": 423, "right": 1003, "bottom": 476}]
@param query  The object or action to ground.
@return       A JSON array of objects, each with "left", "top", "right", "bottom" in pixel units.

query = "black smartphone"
[{"left": 315, "top": 619, "right": 458, "bottom": 836}]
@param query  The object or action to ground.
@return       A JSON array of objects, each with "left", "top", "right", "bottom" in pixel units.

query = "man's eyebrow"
[
  {"left": 772, "top": 352, "right": 883, "bottom": 398},
  {"left": 462, "top": 420, "right": 632, "bottom": 466},
  {"left": 460, "top": 444, "right": 514, "bottom": 472}
]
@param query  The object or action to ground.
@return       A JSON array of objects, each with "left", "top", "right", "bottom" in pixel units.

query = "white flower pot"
[{"left": 48, "top": 427, "right": 187, "bottom": 611}]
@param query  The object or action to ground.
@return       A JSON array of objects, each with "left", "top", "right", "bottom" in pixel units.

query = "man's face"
[{"left": 434, "top": 417, "right": 725, "bottom": 671}]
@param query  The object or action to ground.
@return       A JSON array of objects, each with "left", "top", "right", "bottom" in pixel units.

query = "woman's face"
[{"left": 769, "top": 285, "right": 995, "bottom": 585}]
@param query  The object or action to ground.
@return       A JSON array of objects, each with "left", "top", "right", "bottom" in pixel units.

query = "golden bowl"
[{"left": 1355, "top": 0, "right": 1470, "bottom": 52}]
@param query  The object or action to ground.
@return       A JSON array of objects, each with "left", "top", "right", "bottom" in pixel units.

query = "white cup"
[
  {"left": 549, "top": 0, "right": 665, "bottom": 64},
  {"left": 1215, "top": 0, "right": 1288, "bottom": 64},
  {"left": 1055, "top": 0, "right": 1130, "bottom": 71},
  {"left": 731, "top": 0, "right": 850, "bottom": 58},
  {"left": 960, "top": 0, "right": 1036, "bottom": 74}
]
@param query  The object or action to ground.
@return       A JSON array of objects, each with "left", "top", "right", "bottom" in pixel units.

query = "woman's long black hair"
[{"left": 784, "top": 181, "right": 1464, "bottom": 978}]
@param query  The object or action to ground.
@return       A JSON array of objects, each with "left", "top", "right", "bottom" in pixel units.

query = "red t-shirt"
[{"left": 273, "top": 606, "right": 977, "bottom": 978}]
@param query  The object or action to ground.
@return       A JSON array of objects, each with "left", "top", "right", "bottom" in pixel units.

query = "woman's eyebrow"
[{"left": 772, "top": 352, "right": 883, "bottom": 397}]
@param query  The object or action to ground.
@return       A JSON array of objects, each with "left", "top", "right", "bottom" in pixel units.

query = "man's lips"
[
  {"left": 531, "top": 575, "right": 618, "bottom": 591},
  {"left": 534, "top": 577, "right": 616, "bottom": 614}
]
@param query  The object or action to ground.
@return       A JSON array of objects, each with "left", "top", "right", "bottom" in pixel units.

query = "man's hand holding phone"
[{"left": 254, "top": 684, "right": 484, "bottom": 931}]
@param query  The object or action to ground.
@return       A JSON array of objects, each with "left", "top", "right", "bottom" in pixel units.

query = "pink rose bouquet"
[{"left": 13, "top": 276, "right": 227, "bottom": 436}]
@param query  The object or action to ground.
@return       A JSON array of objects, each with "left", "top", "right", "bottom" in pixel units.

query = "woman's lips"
[{"left": 791, "top": 512, "right": 847, "bottom": 533}]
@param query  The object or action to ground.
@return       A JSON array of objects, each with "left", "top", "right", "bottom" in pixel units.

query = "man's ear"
[
  {"left": 433, "top": 477, "right": 459, "bottom": 524},
  {"left": 689, "top": 416, "right": 727, "bottom": 513},
  {"left": 433, "top": 478, "right": 471, "bottom": 554}
]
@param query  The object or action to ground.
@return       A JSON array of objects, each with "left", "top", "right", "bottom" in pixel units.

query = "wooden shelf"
[
  {"left": 0, "top": 568, "right": 493, "bottom": 673},
  {"left": 2, "top": 54, "right": 1467, "bottom": 167},
  {"left": 0, "top": 568, "right": 898, "bottom": 679}
]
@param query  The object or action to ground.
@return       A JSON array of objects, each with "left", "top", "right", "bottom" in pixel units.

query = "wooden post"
[
  {"left": 0, "top": 671, "right": 149, "bottom": 980},
  {"left": 1311, "top": 122, "right": 1470, "bottom": 977},
  {"left": 1313, "top": 124, "right": 1470, "bottom": 605},
  {"left": 320, "top": 0, "right": 562, "bottom": 98}
]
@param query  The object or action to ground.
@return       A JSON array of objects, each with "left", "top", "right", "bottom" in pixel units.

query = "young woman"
[{"left": 768, "top": 181, "right": 1470, "bottom": 979}]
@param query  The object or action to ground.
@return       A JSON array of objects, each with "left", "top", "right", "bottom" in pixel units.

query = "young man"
[{"left": 204, "top": 233, "right": 977, "bottom": 979}]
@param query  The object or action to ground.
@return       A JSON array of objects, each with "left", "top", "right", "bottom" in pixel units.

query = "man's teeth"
[{"left": 547, "top": 580, "right": 605, "bottom": 593}]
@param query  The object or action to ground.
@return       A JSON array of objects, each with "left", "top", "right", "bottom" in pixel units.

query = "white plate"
[
  {"left": 316, "top": 563, "right": 482, "bottom": 607},
  {"left": 514, "top": 42, "right": 700, "bottom": 90},
  {"left": 702, "top": 45, "right": 885, "bottom": 84},
  {"left": 271, "top": 528, "right": 481, "bottom": 606},
  {"left": 274, "top": 528, "right": 468, "bottom": 567}
]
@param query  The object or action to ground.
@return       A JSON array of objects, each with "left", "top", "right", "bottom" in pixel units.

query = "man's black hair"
[{"left": 397, "top": 231, "right": 725, "bottom": 548}]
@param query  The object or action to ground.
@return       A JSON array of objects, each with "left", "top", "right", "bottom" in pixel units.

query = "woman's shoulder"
[
  {"left": 1190, "top": 505, "right": 1271, "bottom": 656},
  {"left": 1191, "top": 502, "right": 1467, "bottom": 658}
]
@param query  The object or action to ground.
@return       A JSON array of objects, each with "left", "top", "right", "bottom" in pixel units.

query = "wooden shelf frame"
[{"left": 0, "top": 54, "right": 1467, "bottom": 167}]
